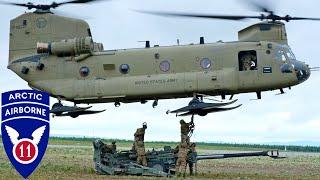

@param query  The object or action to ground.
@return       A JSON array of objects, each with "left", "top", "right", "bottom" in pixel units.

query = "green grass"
[
  {"left": 0, "top": 138, "right": 320, "bottom": 180},
  {"left": 1, "top": 137, "right": 320, "bottom": 179}
]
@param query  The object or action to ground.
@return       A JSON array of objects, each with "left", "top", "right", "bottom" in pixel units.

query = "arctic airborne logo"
[
  {"left": 5, "top": 125, "right": 46, "bottom": 164},
  {"left": 1, "top": 90, "right": 50, "bottom": 179}
]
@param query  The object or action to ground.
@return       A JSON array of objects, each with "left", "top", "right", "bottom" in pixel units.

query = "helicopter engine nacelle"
[{"left": 37, "top": 37, "right": 94, "bottom": 57}]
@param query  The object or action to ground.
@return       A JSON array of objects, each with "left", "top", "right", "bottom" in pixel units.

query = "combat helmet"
[{"left": 142, "top": 122, "right": 147, "bottom": 129}]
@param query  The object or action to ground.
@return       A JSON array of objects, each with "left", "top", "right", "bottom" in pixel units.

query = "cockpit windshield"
[
  {"left": 284, "top": 46, "right": 296, "bottom": 60},
  {"left": 275, "top": 45, "right": 297, "bottom": 74},
  {"left": 275, "top": 45, "right": 296, "bottom": 62}
]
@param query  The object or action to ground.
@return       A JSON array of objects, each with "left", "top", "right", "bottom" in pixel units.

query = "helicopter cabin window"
[
  {"left": 159, "top": 60, "right": 170, "bottom": 72},
  {"left": 238, "top": 50, "right": 257, "bottom": 71},
  {"left": 200, "top": 58, "right": 212, "bottom": 69},
  {"left": 119, "top": 64, "right": 130, "bottom": 74},
  {"left": 79, "top": 66, "right": 90, "bottom": 77}
]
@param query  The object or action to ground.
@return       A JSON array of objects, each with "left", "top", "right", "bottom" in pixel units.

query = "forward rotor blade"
[
  {"left": 289, "top": 17, "right": 320, "bottom": 21},
  {"left": 137, "top": 11, "right": 262, "bottom": 21}
]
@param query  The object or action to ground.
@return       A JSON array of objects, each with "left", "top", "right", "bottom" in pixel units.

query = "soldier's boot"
[{"left": 189, "top": 163, "right": 193, "bottom": 176}]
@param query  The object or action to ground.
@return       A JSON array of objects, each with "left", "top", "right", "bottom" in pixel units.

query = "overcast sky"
[{"left": 0, "top": 0, "right": 319, "bottom": 145}]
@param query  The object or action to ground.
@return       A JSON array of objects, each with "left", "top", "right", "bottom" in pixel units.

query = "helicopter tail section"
[{"left": 8, "top": 12, "right": 92, "bottom": 63}]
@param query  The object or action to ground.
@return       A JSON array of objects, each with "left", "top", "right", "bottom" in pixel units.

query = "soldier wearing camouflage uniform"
[
  {"left": 101, "top": 141, "right": 117, "bottom": 154},
  {"left": 180, "top": 119, "right": 194, "bottom": 144},
  {"left": 241, "top": 52, "right": 257, "bottom": 71},
  {"left": 133, "top": 122, "right": 148, "bottom": 166},
  {"left": 175, "top": 142, "right": 189, "bottom": 177},
  {"left": 188, "top": 142, "right": 197, "bottom": 175}
]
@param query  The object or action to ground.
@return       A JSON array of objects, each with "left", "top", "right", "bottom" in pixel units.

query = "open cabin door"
[{"left": 238, "top": 50, "right": 260, "bottom": 91}]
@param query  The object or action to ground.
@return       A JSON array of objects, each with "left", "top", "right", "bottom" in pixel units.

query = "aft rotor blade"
[
  {"left": 0, "top": 1, "right": 36, "bottom": 9},
  {"left": 137, "top": 11, "right": 262, "bottom": 21},
  {"left": 244, "top": 0, "right": 274, "bottom": 13},
  {"left": 55, "top": 0, "right": 107, "bottom": 6}
]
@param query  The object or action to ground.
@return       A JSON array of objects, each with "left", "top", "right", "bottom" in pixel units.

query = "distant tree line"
[{"left": 1, "top": 135, "right": 320, "bottom": 153}]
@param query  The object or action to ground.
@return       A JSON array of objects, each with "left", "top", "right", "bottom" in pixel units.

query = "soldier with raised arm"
[
  {"left": 133, "top": 122, "right": 148, "bottom": 166},
  {"left": 180, "top": 117, "right": 195, "bottom": 144}
]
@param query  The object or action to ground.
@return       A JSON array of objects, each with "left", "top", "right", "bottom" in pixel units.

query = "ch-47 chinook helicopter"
[{"left": 2, "top": 0, "right": 319, "bottom": 118}]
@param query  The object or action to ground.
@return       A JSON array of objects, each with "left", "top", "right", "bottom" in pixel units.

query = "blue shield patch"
[{"left": 1, "top": 90, "right": 50, "bottom": 179}]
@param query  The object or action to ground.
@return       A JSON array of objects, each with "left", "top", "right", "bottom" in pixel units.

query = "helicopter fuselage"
[{"left": 7, "top": 12, "right": 310, "bottom": 104}]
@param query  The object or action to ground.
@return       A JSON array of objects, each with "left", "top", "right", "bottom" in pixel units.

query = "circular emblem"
[
  {"left": 79, "top": 66, "right": 90, "bottom": 77},
  {"left": 36, "top": 18, "right": 47, "bottom": 29},
  {"left": 159, "top": 60, "right": 170, "bottom": 72},
  {"left": 12, "top": 139, "right": 38, "bottom": 164}
]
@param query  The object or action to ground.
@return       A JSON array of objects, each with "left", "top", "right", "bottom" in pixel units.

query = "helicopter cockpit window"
[
  {"left": 284, "top": 47, "right": 296, "bottom": 60},
  {"left": 275, "top": 46, "right": 295, "bottom": 73},
  {"left": 238, "top": 50, "right": 257, "bottom": 71},
  {"left": 275, "top": 45, "right": 296, "bottom": 62}
]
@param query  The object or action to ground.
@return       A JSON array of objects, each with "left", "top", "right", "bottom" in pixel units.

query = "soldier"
[
  {"left": 175, "top": 142, "right": 189, "bottom": 177},
  {"left": 180, "top": 119, "right": 194, "bottom": 144},
  {"left": 110, "top": 141, "right": 117, "bottom": 153},
  {"left": 134, "top": 122, "right": 147, "bottom": 141},
  {"left": 135, "top": 140, "right": 147, "bottom": 166},
  {"left": 241, "top": 52, "right": 257, "bottom": 71},
  {"left": 188, "top": 143, "right": 197, "bottom": 175},
  {"left": 101, "top": 141, "right": 117, "bottom": 154},
  {"left": 133, "top": 122, "right": 148, "bottom": 166}
]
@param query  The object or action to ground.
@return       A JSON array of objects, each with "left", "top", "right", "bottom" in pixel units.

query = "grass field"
[{"left": 1, "top": 137, "right": 320, "bottom": 179}]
